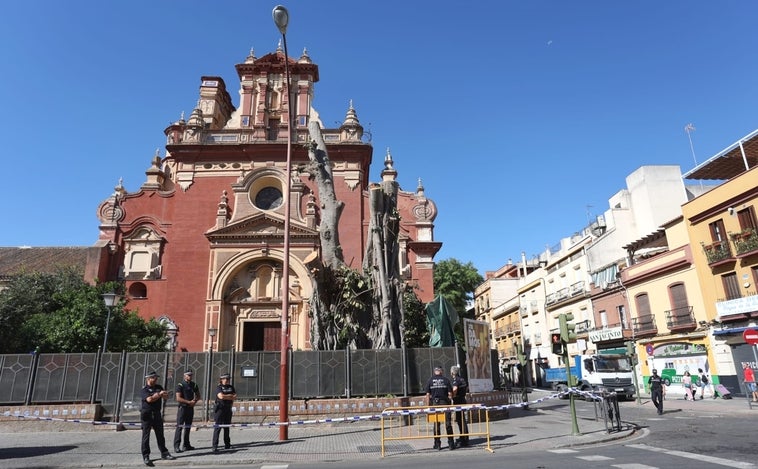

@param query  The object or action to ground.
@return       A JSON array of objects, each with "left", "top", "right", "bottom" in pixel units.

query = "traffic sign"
[
  {"left": 645, "top": 344, "right": 654, "bottom": 356},
  {"left": 743, "top": 329, "right": 758, "bottom": 345}
]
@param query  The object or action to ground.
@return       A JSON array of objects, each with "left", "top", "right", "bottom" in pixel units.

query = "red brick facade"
[{"left": 94, "top": 47, "right": 441, "bottom": 352}]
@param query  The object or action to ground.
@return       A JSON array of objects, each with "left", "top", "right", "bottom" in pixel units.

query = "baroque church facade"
[{"left": 93, "top": 45, "right": 441, "bottom": 353}]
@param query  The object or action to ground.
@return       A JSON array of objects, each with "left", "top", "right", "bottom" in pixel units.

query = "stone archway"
[{"left": 207, "top": 248, "right": 313, "bottom": 352}]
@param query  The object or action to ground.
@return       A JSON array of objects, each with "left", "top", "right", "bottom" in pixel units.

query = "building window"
[
  {"left": 669, "top": 283, "right": 688, "bottom": 310},
  {"left": 122, "top": 227, "right": 163, "bottom": 280},
  {"left": 600, "top": 310, "right": 608, "bottom": 327},
  {"left": 617, "top": 305, "right": 628, "bottom": 329},
  {"left": 737, "top": 207, "right": 757, "bottom": 231},
  {"left": 722, "top": 272, "right": 741, "bottom": 300},
  {"left": 635, "top": 293, "right": 651, "bottom": 316},
  {"left": 709, "top": 219, "right": 727, "bottom": 242}
]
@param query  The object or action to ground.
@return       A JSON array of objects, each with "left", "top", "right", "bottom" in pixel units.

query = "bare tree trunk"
[
  {"left": 363, "top": 181, "right": 403, "bottom": 349},
  {"left": 306, "top": 121, "right": 345, "bottom": 350}
]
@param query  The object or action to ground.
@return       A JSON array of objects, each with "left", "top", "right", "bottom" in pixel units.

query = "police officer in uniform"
[
  {"left": 140, "top": 371, "right": 176, "bottom": 466},
  {"left": 648, "top": 369, "right": 665, "bottom": 415},
  {"left": 450, "top": 365, "right": 469, "bottom": 447},
  {"left": 212, "top": 373, "right": 237, "bottom": 453},
  {"left": 173, "top": 370, "right": 199, "bottom": 453},
  {"left": 425, "top": 366, "right": 455, "bottom": 450}
]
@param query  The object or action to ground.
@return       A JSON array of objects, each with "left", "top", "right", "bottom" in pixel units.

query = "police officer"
[
  {"left": 140, "top": 371, "right": 176, "bottom": 466},
  {"left": 648, "top": 369, "right": 665, "bottom": 415},
  {"left": 450, "top": 365, "right": 469, "bottom": 447},
  {"left": 212, "top": 373, "right": 237, "bottom": 453},
  {"left": 173, "top": 370, "right": 199, "bottom": 453},
  {"left": 425, "top": 365, "right": 455, "bottom": 450}
]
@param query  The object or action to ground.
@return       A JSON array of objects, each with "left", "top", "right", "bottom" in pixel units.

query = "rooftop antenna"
[{"left": 684, "top": 123, "right": 703, "bottom": 188}]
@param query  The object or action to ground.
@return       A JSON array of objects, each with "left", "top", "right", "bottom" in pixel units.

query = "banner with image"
[{"left": 464, "top": 318, "right": 493, "bottom": 392}]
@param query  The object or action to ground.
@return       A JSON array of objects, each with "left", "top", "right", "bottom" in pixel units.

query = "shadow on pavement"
[{"left": 0, "top": 445, "right": 78, "bottom": 459}]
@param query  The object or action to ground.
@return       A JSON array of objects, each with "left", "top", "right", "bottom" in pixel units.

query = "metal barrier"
[
  {"left": 593, "top": 391, "right": 622, "bottom": 433},
  {"left": 380, "top": 404, "right": 492, "bottom": 457}
]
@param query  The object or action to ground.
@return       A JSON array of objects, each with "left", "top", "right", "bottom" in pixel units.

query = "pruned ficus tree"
[
  {"left": 305, "top": 121, "right": 405, "bottom": 350},
  {"left": 363, "top": 181, "right": 404, "bottom": 349}
]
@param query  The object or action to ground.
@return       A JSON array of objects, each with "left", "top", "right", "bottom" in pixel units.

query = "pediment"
[{"left": 206, "top": 213, "right": 318, "bottom": 241}]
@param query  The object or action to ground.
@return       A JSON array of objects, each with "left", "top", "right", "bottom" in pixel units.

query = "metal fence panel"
[
  {"left": 232, "top": 352, "right": 262, "bottom": 398},
  {"left": 258, "top": 351, "right": 281, "bottom": 397},
  {"left": 291, "top": 350, "right": 346, "bottom": 398},
  {"left": 95, "top": 352, "right": 124, "bottom": 416},
  {"left": 350, "top": 349, "right": 404, "bottom": 396},
  {"left": 32, "top": 353, "right": 97, "bottom": 403},
  {"left": 406, "top": 347, "right": 457, "bottom": 394},
  {"left": 0, "top": 354, "right": 34, "bottom": 404}
]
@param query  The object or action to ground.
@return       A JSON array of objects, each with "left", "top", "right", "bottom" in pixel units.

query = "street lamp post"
[
  {"left": 273, "top": 4, "right": 292, "bottom": 442},
  {"left": 101, "top": 291, "right": 122, "bottom": 353},
  {"left": 207, "top": 327, "right": 217, "bottom": 422}
]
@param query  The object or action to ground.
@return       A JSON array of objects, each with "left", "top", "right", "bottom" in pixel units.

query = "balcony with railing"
[
  {"left": 731, "top": 228, "right": 758, "bottom": 257},
  {"left": 569, "top": 280, "right": 585, "bottom": 297},
  {"left": 664, "top": 305, "right": 696, "bottom": 332},
  {"left": 545, "top": 292, "right": 558, "bottom": 305},
  {"left": 702, "top": 239, "right": 734, "bottom": 266},
  {"left": 529, "top": 301, "right": 539, "bottom": 314},
  {"left": 632, "top": 314, "right": 657, "bottom": 337},
  {"left": 556, "top": 287, "right": 570, "bottom": 301}
]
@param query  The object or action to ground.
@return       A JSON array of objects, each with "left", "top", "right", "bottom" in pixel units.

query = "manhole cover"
[{"left": 357, "top": 444, "right": 414, "bottom": 453}]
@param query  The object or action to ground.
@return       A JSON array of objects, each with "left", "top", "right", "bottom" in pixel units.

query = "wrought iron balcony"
[
  {"left": 632, "top": 314, "right": 657, "bottom": 337},
  {"left": 731, "top": 228, "right": 758, "bottom": 257},
  {"left": 664, "top": 305, "right": 696, "bottom": 332},
  {"left": 702, "top": 240, "right": 733, "bottom": 265}
]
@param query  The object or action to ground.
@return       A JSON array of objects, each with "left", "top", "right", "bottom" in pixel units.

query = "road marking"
[
  {"left": 261, "top": 466, "right": 289, "bottom": 469},
  {"left": 577, "top": 455, "right": 613, "bottom": 461},
  {"left": 548, "top": 448, "right": 579, "bottom": 454},
  {"left": 627, "top": 443, "right": 756, "bottom": 468},
  {"left": 612, "top": 465, "right": 659, "bottom": 469}
]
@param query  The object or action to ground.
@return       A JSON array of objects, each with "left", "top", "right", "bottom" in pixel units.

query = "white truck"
[{"left": 545, "top": 354, "right": 636, "bottom": 400}]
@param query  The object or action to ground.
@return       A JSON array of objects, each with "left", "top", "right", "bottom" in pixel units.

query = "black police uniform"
[
  {"left": 173, "top": 376, "right": 199, "bottom": 451},
  {"left": 648, "top": 372, "right": 664, "bottom": 415},
  {"left": 451, "top": 374, "right": 470, "bottom": 446},
  {"left": 140, "top": 381, "right": 172, "bottom": 464},
  {"left": 425, "top": 371, "right": 455, "bottom": 450},
  {"left": 212, "top": 381, "right": 237, "bottom": 451}
]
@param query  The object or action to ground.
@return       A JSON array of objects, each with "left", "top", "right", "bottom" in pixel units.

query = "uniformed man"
[
  {"left": 425, "top": 366, "right": 455, "bottom": 450},
  {"left": 173, "top": 370, "right": 200, "bottom": 453},
  {"left": 648, "top": 369, "right": 665, "bottom": 415},
  {"left": 450, "top": 365, "right": 470, "bottom": 447},
  {"left": 212, "top": 373, "right": 237, "bottom": 453},
  {"left": 140, "top": 371, "right": 176, "bottom": 467}
]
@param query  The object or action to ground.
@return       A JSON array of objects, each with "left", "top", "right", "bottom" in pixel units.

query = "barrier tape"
[{"left": 2, "top": 388, "right": 608, "bottom": 429}]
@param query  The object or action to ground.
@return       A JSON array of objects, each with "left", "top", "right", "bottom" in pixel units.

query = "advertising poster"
[{"left": 464, "top": 318, "right": 493, "bottom": 392}]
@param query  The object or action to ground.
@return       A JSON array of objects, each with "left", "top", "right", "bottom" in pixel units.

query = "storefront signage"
[
  {"left": 588, "top": 326, "right": 623, "bottom": 342},
  {"left": 715, "top": 294, "right": 758, "bottom": 317}
]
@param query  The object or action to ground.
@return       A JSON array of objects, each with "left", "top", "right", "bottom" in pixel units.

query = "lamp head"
[
  {"left": 208, "top": 327, "right": 217, "bottom": 338},
  {"left": 272, "top": 5, "right": 289, "bottom": 35}
]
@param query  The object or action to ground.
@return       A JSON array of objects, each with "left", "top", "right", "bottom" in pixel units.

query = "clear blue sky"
[{"left": 1, "top": 1, "right": 757, "bottom": 275}]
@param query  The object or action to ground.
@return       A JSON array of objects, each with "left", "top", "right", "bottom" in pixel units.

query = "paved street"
[{"left": 0, "top": 389, "right": 754, "bottom": 468}]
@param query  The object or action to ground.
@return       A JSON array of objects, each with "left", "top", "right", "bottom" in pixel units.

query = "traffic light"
[
  {"left": 625, "top": 340, "right": 638, "bottom": 365},
  {"left": 551, "top": 333, "right": 563, "bottom": 355},
  {"left": 559, "top": 313, "right": 577, "bottom": 343}
]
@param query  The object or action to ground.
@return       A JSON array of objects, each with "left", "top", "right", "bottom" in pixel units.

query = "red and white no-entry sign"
[{"left": 743, "top": 329, "right": 758, "bottom": 345}]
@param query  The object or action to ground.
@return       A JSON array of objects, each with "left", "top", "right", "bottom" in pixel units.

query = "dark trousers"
[
  {"left": 651, "top": 388, "right": 663, "bottom": 414},
  {"left": 212, "top": 406, "right": 232, "bottom": 449},
  {"left": 452, "top": 398, "right": 469, "bottom": 442},
  {"left": 173, "top": 406, "right": 194, "bottom": 448},
  {"left": 141, "top": 412, "right": 169, "bottom": 458},
  {"left": 431, "top": 398, "right": 454, "bottom": 446}
]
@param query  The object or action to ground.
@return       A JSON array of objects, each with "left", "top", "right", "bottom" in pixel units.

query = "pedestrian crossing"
[{"left": 547, "top": 444, "right": 755, "bottom": 468}]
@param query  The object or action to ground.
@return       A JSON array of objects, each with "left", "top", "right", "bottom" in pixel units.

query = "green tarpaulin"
[{"left": 425, "top": 294, "right": 459, "bottom": 347}]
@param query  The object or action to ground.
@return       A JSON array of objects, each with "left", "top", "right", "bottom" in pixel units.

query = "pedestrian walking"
[
  {"left": 140, "top": 371, "right": 176, "bottom": 466},
  {"left": 697, "top": 368, "right": 710, "bottom": 399},
  {"left": 212, "top": 373, "right": 237, "bottom": 453},
  {"left": 648, "top": 369, "right": 665, "bottom": 415},
  {"left": 450, "top": 365, "right": 469, "bottom": 447},
  {"left": 173, "top": 370, "right": 200, "bottom": 453},
  {"left": 682, "top": 371, "right": 694, "bottom": 400},
  {"left": 425, "top": 365, "right": 455, "bottom": 450},
  {"left": 743, "top": 363, "right": 758, "bottom": 402}
]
